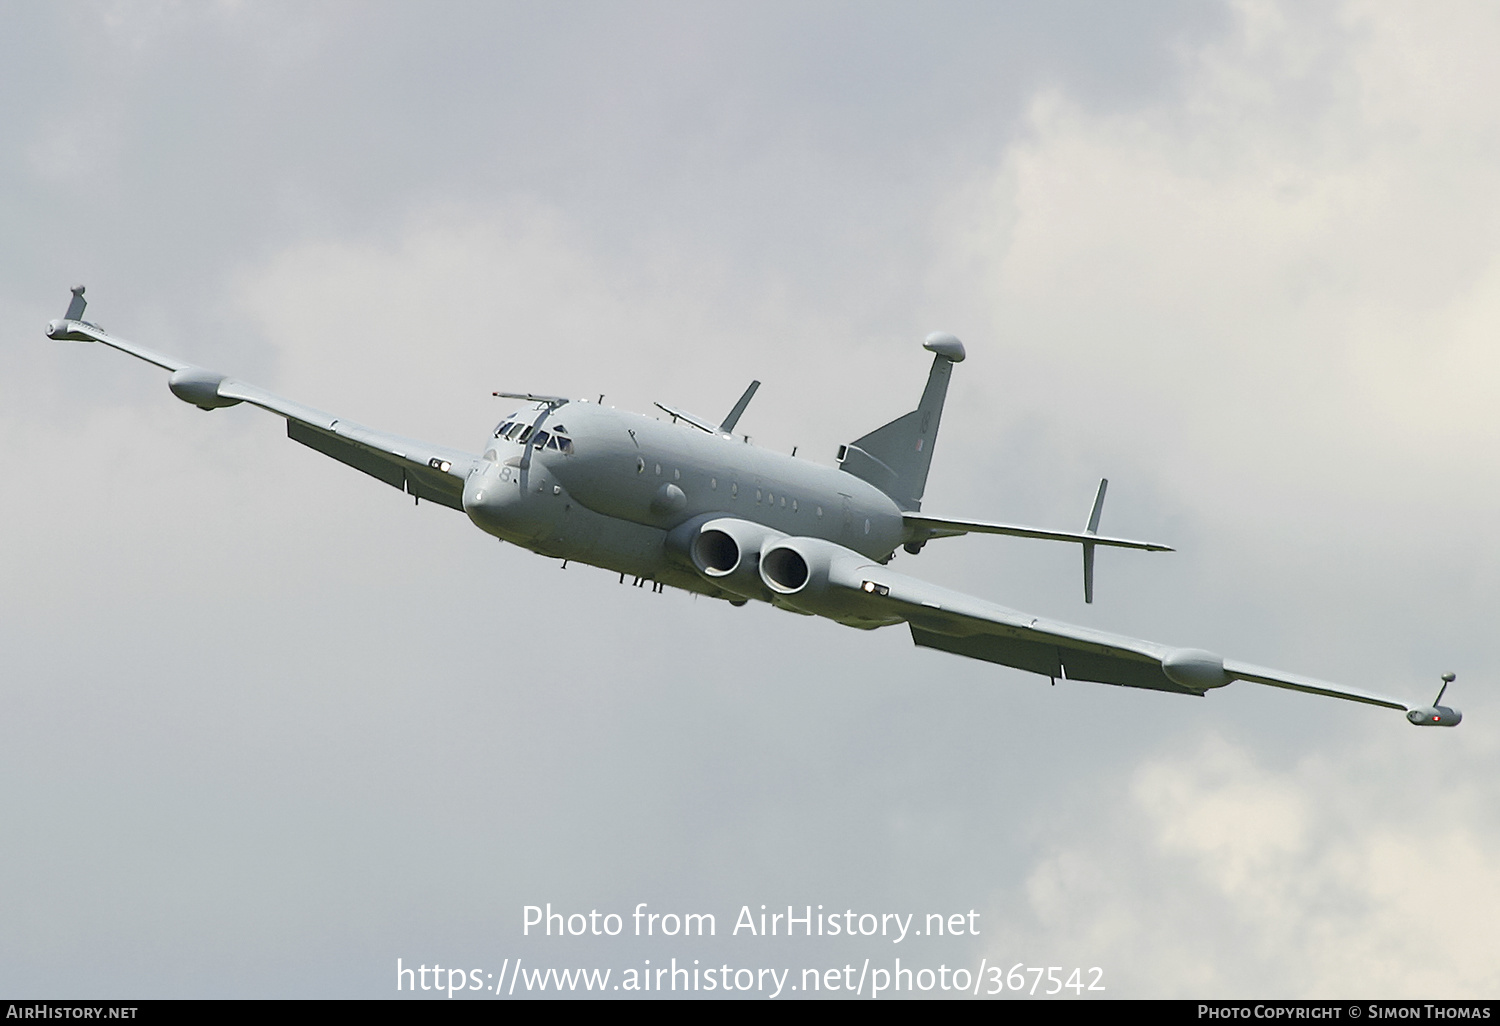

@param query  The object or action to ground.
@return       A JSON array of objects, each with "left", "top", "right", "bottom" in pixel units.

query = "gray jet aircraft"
[{"left": 45, "top": 286, "right": 1462, "bottom": 726}]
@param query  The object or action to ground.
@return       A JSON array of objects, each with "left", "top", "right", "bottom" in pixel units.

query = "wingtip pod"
[
  {"left": 1407, "top": 705, "right": 1462, "bottom": 726},
  {"left": 46, "top": 318, "right": 86, "bottom": 341},
  {"left": 1407, "top": 672, "right": 1462, "bottom": 726},
  {"left": 46, "top": 284, "right": 96, "bottom": 341}
]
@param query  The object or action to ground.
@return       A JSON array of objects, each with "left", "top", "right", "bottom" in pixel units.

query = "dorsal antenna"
[{"left": 1435, "top": 672, "right": 1456, "bottom": 707}]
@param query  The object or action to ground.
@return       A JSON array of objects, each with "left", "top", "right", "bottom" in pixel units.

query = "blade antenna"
[
  {"left": 1083, "top": 478, "right": 1107, "bottom": 603},
  {"left": 719, "top": 380, "right": 760, "bottom": 434}
]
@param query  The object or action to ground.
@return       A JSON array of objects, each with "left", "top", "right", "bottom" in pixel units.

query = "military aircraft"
[{"left": 45, "top": 285, "right": 1461, "bottom": 726}]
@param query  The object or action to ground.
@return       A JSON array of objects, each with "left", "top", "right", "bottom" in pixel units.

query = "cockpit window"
[
  {"left": 500, "top": 426, "right": 575, "bottom": 455},
  {"left": 495, "top": 411, "right": 526, "bottom": 439}
]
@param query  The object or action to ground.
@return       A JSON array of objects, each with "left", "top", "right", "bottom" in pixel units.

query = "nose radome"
[{"left": 462, "top": 465, "right": 508, "bottom": 532}]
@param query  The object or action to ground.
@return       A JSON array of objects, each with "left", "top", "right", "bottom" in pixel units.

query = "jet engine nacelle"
[
  {"left": 757, "top": 536, "right": 904, "bottom": 628},
  {"left": 1406, "top": 705, "right": 1462, "bottom": 727},
  {"left": 665, "top": 515, "right": 787, "bottom": 600}
]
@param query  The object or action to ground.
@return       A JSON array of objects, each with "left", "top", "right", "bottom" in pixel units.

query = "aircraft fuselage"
[{"left": 461, "top": 400, "right": 906, "bottom": 598}]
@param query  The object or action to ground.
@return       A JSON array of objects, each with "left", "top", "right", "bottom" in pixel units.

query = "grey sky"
[{"left": 3, "top": 1, "right": 1497, "bottom": 998}]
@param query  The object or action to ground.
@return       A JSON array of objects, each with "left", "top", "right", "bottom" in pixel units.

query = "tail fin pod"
[{"left": 837, "top": 332, "right": 965, "bottom": 511}]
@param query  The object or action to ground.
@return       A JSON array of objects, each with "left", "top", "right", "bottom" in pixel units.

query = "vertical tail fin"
[
  {"left": 837, "top": 333, "right": 965, "bottom": 511},
  {"left": 1082, "top": 478, "right": 1107, "bottom": 604},
  {"left": 64, "top": 285, "right": 88, "bottom": 322}
]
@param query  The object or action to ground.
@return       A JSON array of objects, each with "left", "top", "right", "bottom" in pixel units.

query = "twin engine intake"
[
  {"left": 666, "top": 517, "right": 903, "bottom": 627},
  {"left": 667, "top": 515, "right": 786, "bottom": 602}
]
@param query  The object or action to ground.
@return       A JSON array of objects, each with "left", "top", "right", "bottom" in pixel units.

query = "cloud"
[
  {"left": 960, "top": 1, "right": 1500, "bottom": 996},
  {"left": 998, "top": 733, "right": 1500, "bottom": 997},
  {"left": 7, "top": 0, "right": 1499, "bottom": 999},
  {"left": 939, "top": 0, "right": 1500, "bottom": 513}
]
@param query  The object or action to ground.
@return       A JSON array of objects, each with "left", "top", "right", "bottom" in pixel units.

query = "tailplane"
[{"left": 837, "top": 332, "right": 965, "bottom": 511}]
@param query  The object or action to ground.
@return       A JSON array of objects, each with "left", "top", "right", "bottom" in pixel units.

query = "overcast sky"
[{"left": 3, "top": 0, "right": 1498, "bottom": 999}]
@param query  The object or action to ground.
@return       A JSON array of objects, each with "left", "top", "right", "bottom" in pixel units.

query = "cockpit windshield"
[
  {"left": 493, "top": 417, "right": 573, "bottom": 454},
  {"left": 533, "top": 430, "right": 575, "bottom": 454}
]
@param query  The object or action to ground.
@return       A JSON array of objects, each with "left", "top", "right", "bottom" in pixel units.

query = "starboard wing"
[
  {"left": 891, "top": 577, "right": 1410, "bottom": 709},
  {"left": 758, "top": 533, "right": 1424, "bottom": 717},
  {"left": 899, "top": 581, "right": 1412, "bottom": 711},
  {"left": 46, "top": 287, "right": 478, "bottom": 510}
]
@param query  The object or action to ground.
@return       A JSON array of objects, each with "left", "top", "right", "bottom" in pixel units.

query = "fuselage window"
[
  {"left": 864, "top": 518, "right": 871, "bottom": 534},
  {"left": 731, "top": 483, "right": 738, "bottom": 497},
  {"left": 780, "top": 496, "right": 786, "bottom": 508},
  {"left": 711, "top": 478, "right": 718, "bottom": 491},
  {"left": 816, "top": 506, "right": 823, "bottom": 518},
  {"left": 792, "top": 499, "right": 798, "bottom": 512},
  {"left": 636, "top": 457, "right": 646, "bottom": 474},
  {"left": 674, "top": 468, "right": 681, "bottom": 481},
  {"left": 756, "top": 489, "right": 762, "bottom": 503},
  {"left": 655, "top": 463, "right": 662, "bottom": 476}
]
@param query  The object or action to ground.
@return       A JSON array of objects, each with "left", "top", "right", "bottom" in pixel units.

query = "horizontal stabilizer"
[{"left": 903, "top": 512, "right": 1173, "bottom": 552}]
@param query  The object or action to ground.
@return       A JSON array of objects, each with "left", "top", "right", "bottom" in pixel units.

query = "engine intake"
[
  {"left": 693, "top": 527, "right": 741, "bottom": 576},
  {"left": 665, "top": 516, "right": 786, "bottom": 600},
  {"left": 760, "top": 546, "right": 810, "bottom": 593},
  {"left": 756, "top": 536, "right": 904, "bottom": 628}
]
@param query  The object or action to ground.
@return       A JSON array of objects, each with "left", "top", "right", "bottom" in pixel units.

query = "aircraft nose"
[{"left": 462, "top": 464, "right": 509, "bottom": 533}]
